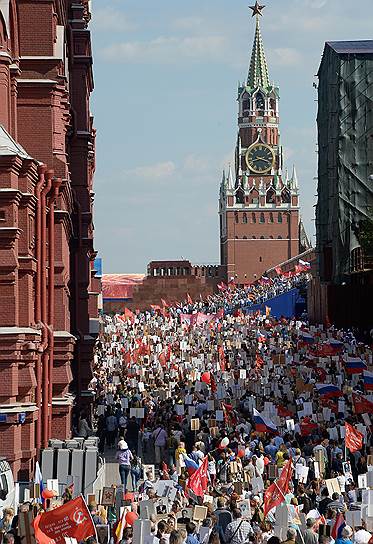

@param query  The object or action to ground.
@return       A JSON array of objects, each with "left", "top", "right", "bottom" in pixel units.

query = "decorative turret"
[
  {"left": 259, "top": 177, "right": 265, "bottom": 195},
  {"left": 220, "top": 170, "right": 226, "bottom": 195},
  {"left": 290, "top": 164, "right": 299, "bottom": 192},
  {"left": 272, "top": 174, "right": 280, "bottom": 191},
  {"left": 226, "top": 164, "right": 235, "bottom": 192}
]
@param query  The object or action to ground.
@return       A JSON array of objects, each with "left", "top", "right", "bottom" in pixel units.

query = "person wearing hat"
[
  {"left": 303, "top": 518, "right": 318, "bottom": 544},
  {"left": 336, "top": 526, "right": 354, "bottom": 544},
  {"left": 281, "top": 528, "right": 297, "bottom": 544},
  {"left": 116, "top": 438, "right": 133, "bottom": 491}
]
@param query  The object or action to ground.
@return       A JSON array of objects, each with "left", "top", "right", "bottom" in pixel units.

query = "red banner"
[
  {"left": 352, "top": 393, "right": 373, "bottom": 414},
  {"left": 345, "top": 422, "right": 363, "bottom": 453},
  {"left": 186, "top": 456, "right": 208, "bottom": 498},
  {"left": 263, "top": 458, "right": 293, "bottom": 516},
  {"left": 33, "top": 496, "right": 95, "bottom": 544}
]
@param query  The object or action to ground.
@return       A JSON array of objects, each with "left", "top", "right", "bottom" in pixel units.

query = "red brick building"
[
  {"left": 103, "top": 261, "right": 224, "bottom": 313},
  {"left": 220, "top": 4, "right": 302, "bottom": 285},
  {"left": 0, "top": 0, "right": 99, "bottom": 479}
]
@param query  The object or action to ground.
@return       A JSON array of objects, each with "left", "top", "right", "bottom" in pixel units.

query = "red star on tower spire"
[{"left": 249, "top": 1, "right": 266, "bottom": 17}]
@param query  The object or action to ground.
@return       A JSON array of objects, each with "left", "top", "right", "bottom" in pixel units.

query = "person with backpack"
[
  {"left": 130, "top": 453, "right": 142, "bottom": 491},
  {"left": 224, "top": 508, "right": 253, "bottom": 544}
]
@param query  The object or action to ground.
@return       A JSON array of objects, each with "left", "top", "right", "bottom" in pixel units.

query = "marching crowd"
[
  {"left": 86, "top": 274, "right": 373, "bottom": 544},
  {"left": 1, "top": 272, "right": 372, "bottom": 544}
]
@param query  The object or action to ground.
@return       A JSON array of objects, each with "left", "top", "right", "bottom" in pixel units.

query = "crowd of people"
[
  {"left": 153, "top": 271, "right": 311, "bottom": 316},
  {"left": 85, "top": 272, "right": 372, "bottom": 544},
  {"left": 1, "top": 269, "right": 372, "bottom": 544}
]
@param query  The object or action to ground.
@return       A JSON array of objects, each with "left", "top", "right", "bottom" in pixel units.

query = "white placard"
[
  {"left": 175, "top": 404, "right": 185, "bottom": 416},
  {"left": 358, "top": 474, "right": 368, "bottom": 489},
  {"left": 47, "top": 479, "right": 59, "bottom": 495},
  {"left": 188, "top": 406, "right": 196, "bottom": 417},
  {"left": 286, "top": 419, "right": 295, "bottom": 431},
  {"left": 216, "top": 410, "right": 224, "bottom": 422}
]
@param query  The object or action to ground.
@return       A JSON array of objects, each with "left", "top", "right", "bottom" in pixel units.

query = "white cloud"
[
  {"left": 283, "top": 146, "right": 295, "bottom": 161},
  {"left": 183, "top": 154, "right": 211, "bottom": 173},
  {"left": 301, "top": 16, "right": 326, "bottom": 30},
  {"left": 173, "top": 16, "right": 204, "bottom": 30},
  {"left": 268, "top": 47, "right": 303, "bottom": 67},
  {"left": 125, "top": 161, "right": 176, "bottom": 180},
  {"left": 100, "top": 35, "right": 227, "bottom": 64},
  {"left": 302, "top": 0, "right": 328, "bottom": 7},
  {"left": 91, "top": 7, "right": 134, "bottom": 32}
]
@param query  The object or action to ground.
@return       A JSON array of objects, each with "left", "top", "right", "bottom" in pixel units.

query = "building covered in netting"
[{"left": 309, "top": 41, "right": 373, "bottom": 327}]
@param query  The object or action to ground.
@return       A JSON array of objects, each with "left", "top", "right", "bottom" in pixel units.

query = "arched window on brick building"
[
  {"left": 259, "top": 212, "right": 265, "bottom": 223},
  {"left": 235, "top": 212, "right": 239, "bottom": 224},
  {"left": 282, "top": 188, "right": 291, "bottom": 203},
  {"left": 266, "top": 188, "right": 275, "bottom": 204},
  {"left": 243, "top": 212, "right": 247, "bottom": 224},
  {"left": 278, "top": 212, "right": 283, "bottom": 223},
  {"left": 252, "top": 213, "right": 256, "bottom": 223},
  {"left": 269, "top": 212, "right": 274, "bottom": 223}
]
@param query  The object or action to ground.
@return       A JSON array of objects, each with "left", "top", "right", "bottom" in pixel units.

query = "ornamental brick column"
[{"left": 0, "top": 51, "right": 11, "bottom": 131}]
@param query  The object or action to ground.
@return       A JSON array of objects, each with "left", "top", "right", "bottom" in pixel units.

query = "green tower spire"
[{"left": 247, "top": 3, "right": 269, "bottom": 89}]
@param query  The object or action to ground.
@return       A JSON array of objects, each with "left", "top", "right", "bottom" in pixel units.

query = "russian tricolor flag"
[
  {"left": 363, "top": 370, "right": 373, "bottom": 391},
  {"left": 315, "top": 383, "right": 343, "bottom": 398},
  {"left": 183, "top": 455, "right": 199, "bottom": 476},
  {"left": 327, "top": 338, "right": 344, "bottom": 347},
  {"left": 300, "top": 331, "right": 315, "bottom": 344},
  {"left": 345, "top": 357, "right": 367, "bottom": 374},
  {"left": 34, "top": 461, "right": 45, "bottom": 504},
  {"left": 331, "top": 513, "right": 346, "bottom": 540},
  {"left": 253, "top": 408, "right": 277, "bottom": 433}
]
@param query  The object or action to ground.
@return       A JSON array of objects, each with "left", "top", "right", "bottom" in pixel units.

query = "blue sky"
[{"left": 91, "top": 0, "right": 372, "bottom": 273}]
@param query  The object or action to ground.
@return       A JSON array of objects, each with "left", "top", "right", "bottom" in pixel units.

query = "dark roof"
[{"left": 326, "top": 40, "right": 373, "bottom": 54}]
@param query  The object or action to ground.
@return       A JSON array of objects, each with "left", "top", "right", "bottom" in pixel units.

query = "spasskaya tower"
[{"left": 219, "top": 2, "right": 300, "bottom": 284}]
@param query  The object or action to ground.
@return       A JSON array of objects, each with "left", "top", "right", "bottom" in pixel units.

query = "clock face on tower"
[{"left": 245, "top": 143, "right": 275, "bottom": 174}]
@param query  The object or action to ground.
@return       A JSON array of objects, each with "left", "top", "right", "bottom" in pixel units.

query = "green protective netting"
[{"left": 316, "top": 44, "right": 373, "bottom": 282}]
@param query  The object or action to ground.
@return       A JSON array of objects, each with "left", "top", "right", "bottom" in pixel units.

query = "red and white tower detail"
[{"left": 219, "top": 2, "right": 300, "bottom": 284}]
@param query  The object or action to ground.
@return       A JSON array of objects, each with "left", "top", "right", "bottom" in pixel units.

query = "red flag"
[
  {"left": 345, "top": 422, "right": 363, "bottom": 453},
  {"left": 313, "top": 515, "right": 327, "bottom": 533},
  {"left": 275, "top": 267, "right": 282, "bottom": 275},
  {"left": 186, "top": 293, "right": 193, "bottom": 305},
  {"left": 162, "top": 462, "right": 170, "bottom": 479},
  {"left": 33, "top": 496, "right": 95, "bottom": 544},
  {"left": 123, "top": 351, "right": 131, "bottom": 366},
  {"left": 123, "top": 308, "right": 135, "bottom": 322},
  {"left": 186, "top": 456, "right": 208, "bottom": 498},
  {"left": 263, "top": 458, "right": 293, "bottom": 516},
  {"left": 300, "top": 417, "right": 318, "bottom": 436},
  {"left": 352, "top": 393, "right": 373, "bottom": 414},
  {"left": 218, "top": 346, "right": 226, "bottom": 371},
  {"left": 210, "top": 374, "right": 217, "bottom": 394},
  {"left": 314, "top": 367, "right": 327, "bottom": 382},
  {"left": 161, "top": 298, "right": 168, "bottom": 308},
  {"left": 277, "top": 405, "right": 293, "bottom": 418},
  {"left": 256, "top": 354, "right": 264, "bottom": 369}
]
